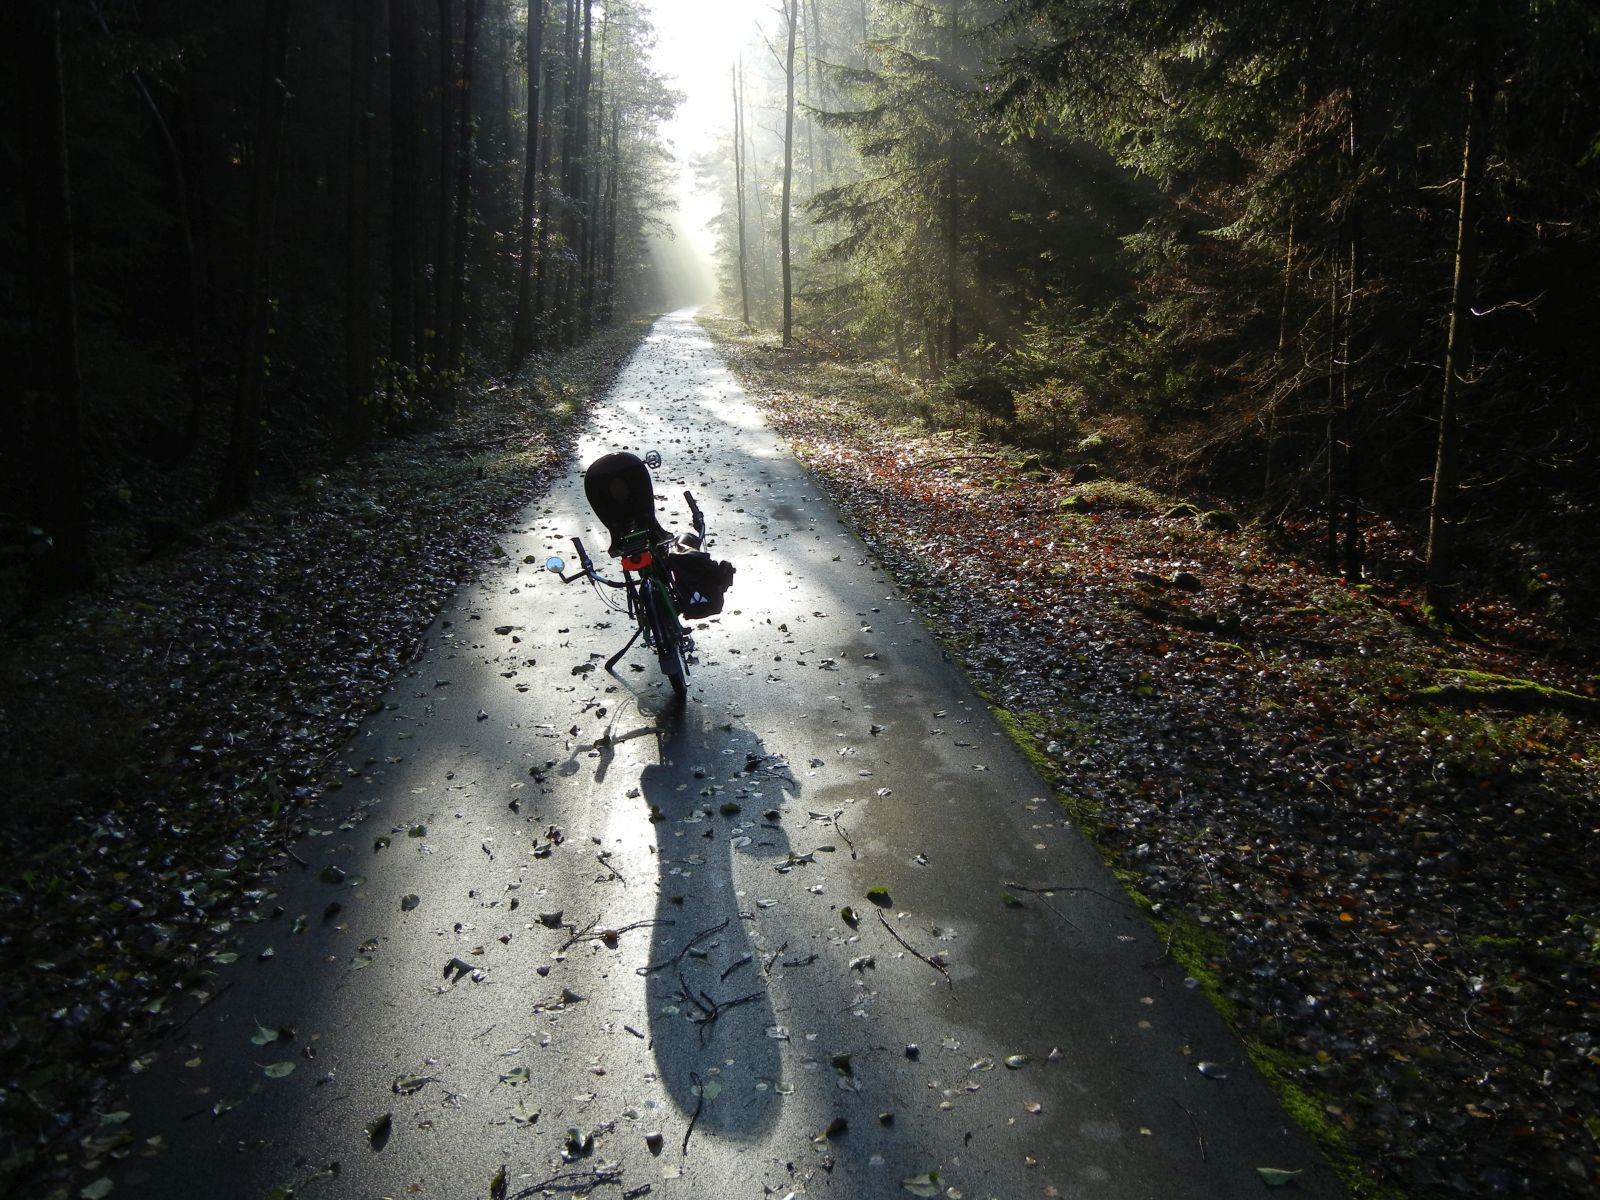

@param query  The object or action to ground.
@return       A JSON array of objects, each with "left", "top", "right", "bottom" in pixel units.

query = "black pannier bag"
[{"left": 669, "top": 551, "right": 735, "bottom": 618}]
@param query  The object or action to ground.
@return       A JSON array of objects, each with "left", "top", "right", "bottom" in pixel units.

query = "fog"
[{"left": 642, "top": 0, "right": 763, "bottom": 312}]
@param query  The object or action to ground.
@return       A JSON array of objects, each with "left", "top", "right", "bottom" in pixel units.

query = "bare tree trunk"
[
  {"left": 1426, "top": 35, "right": 1491, "bottom": 610},
  {"left": 534, "top": 3, "right": 565, "bottom": 341},
  {"left": 601, "top": 105, "right": 619, "bottom": 324},
  {"left": 389, "top": 0, "right": 421, "bottom": 367},
  {"left": 807, "top": 0, "right": 832, "bottom": 176},
  {"left": 780, "top": 0, "right": 798, "bottom": 348},
  {"left": 13, "top": 0, "right": 92, "bottom": 585},
  {"left": 1341, "top": 105, "right": 1363, "bottom": 583},
  {"left": 1324, "top": 256, "right": 1341, "bottom": 569},
  {"left": 733, "top": 63, "right": 751, "bottom": 327},
  {"left": 566, "top": 0, "right": 593, "bottom": 343},
  {"left": 214, "top": 0, "right": 291, "bottom": 515},
  {"left": 429, "top": 0, "right": 457, "bottom": 374},
  {"left": 1262, "top": 216, "right": 1295, "bottom": 504},
  {"left": 344, "top": 0, "right": 376, "bottom": 448},
  {"left": 579, "top": 7, "right": 606, "bottom": 339},
  {"left": 943, "top": 0, "right": 960, "bottom": 366},
  {"left": 510, "top": 0, "right": 546, "bottom": 364},
  {"left": 445, "top": 0, "right": 480, "bottom": 373}
]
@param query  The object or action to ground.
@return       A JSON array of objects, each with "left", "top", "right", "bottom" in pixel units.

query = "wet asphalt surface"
[{"left": 118, "top": 311, "right": 1342, "bottom": 1199}]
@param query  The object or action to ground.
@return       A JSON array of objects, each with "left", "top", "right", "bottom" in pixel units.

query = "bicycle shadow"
[{"left": 638, "top": 713, "right": 799, "bottom": 1143}]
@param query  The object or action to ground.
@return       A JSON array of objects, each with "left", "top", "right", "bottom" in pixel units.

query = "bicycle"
[{"left": 550, "top": 451, "right": 733, "bottom": 700}]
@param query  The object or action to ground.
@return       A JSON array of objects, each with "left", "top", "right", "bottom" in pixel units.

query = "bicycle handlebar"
[
  {"left": 560, "top": 535, "right": 625, "bottom": 588},
  {"left": 683, "top": 490, "right": 706, "bottom": 543}
]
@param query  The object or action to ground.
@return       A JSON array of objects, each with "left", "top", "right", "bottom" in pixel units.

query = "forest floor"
[
  {"left": 0, "top": 322, "right": 650, "bottom": 1196},
  {"left": 702, "top": 318, "right": 1600, "bottom": 1200}
]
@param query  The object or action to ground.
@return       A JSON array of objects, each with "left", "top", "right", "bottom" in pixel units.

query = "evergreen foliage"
[
  {"left": 711, "top": 0, "right": 1600, "bottom": 607},
  {"left": 0, "top": 0, "right": 679, "bottom": 591}
]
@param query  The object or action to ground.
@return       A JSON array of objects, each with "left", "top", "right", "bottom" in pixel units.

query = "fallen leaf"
[
  {"left": 263, "top": 1061, "right": 296, "bottom": 1078},
  {"left": 901, "top": 1173, "right": 941, "bottom": 1197},
  {"left": 1256, "top": 1167, "right": 1303, "bottom": 1187}
]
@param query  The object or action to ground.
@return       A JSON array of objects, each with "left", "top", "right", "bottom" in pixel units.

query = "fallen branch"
[
  {"left": 831, "top": 809, "right": 857, "bottom": 859},
  {"left": 683, "top": 1072, "right": 704, "bottom": 1156},
  {"left": 1003, "top": 881, "right": 1138, "bottom": 910},
  {"left": 876, "top": 912, "right": 951, "bottom": 988},
  {"left": 637, "top": 918, "right": 730, "bottom": 976},
  {"left": 560, "top": 916, "right": 673, "bottom": 953},
  {"left": 509, "top": 1166, "right": 625, "bottom": 1199}
]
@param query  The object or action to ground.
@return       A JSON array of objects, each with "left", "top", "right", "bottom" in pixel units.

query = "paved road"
[{"left": 119, "top": 311, "right": 1341, "bottom": 1199}]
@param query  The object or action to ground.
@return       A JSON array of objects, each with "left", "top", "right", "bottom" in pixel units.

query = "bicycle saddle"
[{"left": 583, "top": 451, "right": 670, "bottom": 558}]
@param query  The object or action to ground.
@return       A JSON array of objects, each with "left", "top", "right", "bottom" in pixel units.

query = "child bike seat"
[{"left": 583, "top": 452, "right": 670, "bottom": 558}]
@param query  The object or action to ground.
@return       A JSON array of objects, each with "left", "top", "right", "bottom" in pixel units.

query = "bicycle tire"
[{"left": 644, "top": 574, "right": 687, "bottom": 698}]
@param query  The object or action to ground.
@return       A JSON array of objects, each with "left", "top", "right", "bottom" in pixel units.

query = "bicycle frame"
[{"left": 561, "top": 522, "right": 692, "bottom": 696}]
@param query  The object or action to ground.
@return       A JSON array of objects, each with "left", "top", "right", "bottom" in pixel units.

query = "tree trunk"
[
  {"left": 432, "top": 0, "right": 456, "bottom": 372},
  {"left": 535, "top": 3, "right": 565, "bottom": 342},
  {"left": 1324, "top": 256, "right": 1341, "bottom": 569},
  {"left": 389, "top": 0, "right": 421, "bottom": 366},
  {"left": 566, "top": 0, "right": 593, "bottom": 343},
  {"left": 734, "top": 63, "right": 751, "bottom": 327},
  {"left": 807, "top": 0, "right": 832, "bottom": 176},
  {"left": 604, "top": 105, "right": 620, "bottom": 322},
  {"left": 1341, "top": 109, "right": 1363, "bottom": 583},
  {"left": 445, "top": 0, "right": 480, "bottom": 373},
  {"left": 1262, "top": 216, "right": 1296, "bottom": 504},
  {"left": 510, "top": 0, "right": 547, "bottom": 364},
  {"left": 780, "top": 0, "right": 797, "bottom": 348},
  {"left": 1426, "top": 36, "right": 1491, "bottom": 610},
  {"left": 13, "top": 0, "right": 92, "bottom": 586},
  {"left": 344, "top": 0, "right": 376, "bottom": 448},
  {"left": 213, "top": 0, "right": 292, "bottom": 515},
  {"left": 943, "top": 0, "right": 960, "bottom": 366}
]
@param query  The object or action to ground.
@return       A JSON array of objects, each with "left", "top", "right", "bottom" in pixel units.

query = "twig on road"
[
  {"left": 831, "top": 808, "right": 857, "bottom": 859},
  {"left": 560, "top": 916, "right": 673, "bottom": 953},
  {"left": 509, "top": 1166, "right": 625, "bottom": 1198},
  {"left": 1003, "top": 881, "right": 1137, "bottom": 910},
  {"left": 876, "top": 912, "right": 951, "bottom": 988},
  {"left": 1174, "top": 1098, "right": 1208, "bottom": 1162},
  {"left": 166, "top": 980, "right": 234, "bottom": 1040},
  {"left": 637, "top": 918, "right": 730, "bottom": 976},
  {"left": 762, "top": 940, "right": 788, "bottom": 976},
  {"left": 683, "top": 1072, "right": 705, "bottom": 1156}
]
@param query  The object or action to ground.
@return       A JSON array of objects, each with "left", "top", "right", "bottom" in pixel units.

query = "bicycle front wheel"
[{"left": 644, "top": 576, "right": 687, "bottom": 698}]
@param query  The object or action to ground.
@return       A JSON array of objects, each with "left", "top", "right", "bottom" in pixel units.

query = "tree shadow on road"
[{"left": 637, "top": 712, "right": 798, "bottom": 1145}]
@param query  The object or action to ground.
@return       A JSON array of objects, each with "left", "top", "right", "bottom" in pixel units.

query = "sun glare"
[{"left": 644, "top": 0, "right": 765, "bottom": 305}]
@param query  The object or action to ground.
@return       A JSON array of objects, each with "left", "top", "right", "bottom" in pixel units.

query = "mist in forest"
[{"left": 646, "top": 213, "right": 717, "bottom": 312}]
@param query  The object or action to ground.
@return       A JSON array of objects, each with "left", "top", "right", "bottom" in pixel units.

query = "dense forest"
[
  {"left": 708, "top": 0, "right": 1600, "bottom": 627},
  {"left": 3, "top": 0, "right": 680, "bottom": 602}
]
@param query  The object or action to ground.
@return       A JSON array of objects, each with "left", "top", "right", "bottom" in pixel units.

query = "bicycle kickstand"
[{"left": 606, "top": 626, "right": 642, "bottom": 675}]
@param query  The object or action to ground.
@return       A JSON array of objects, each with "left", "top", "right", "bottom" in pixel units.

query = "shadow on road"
[{"left": 638, "top": 713, "right": 798, "bottom": 1143}]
